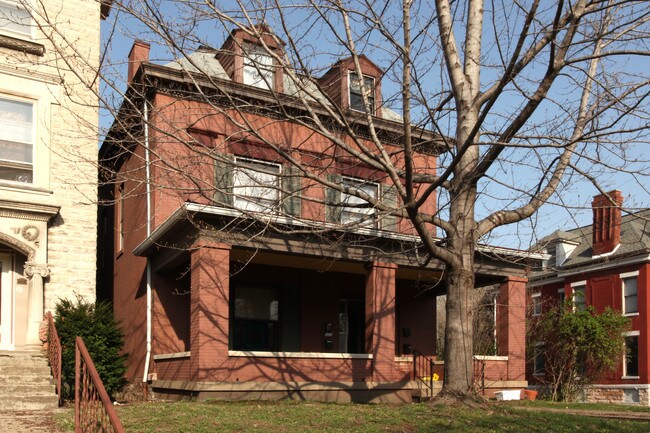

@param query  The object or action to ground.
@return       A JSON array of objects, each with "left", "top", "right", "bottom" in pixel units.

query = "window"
[
  {"left": 349, "top": 72, "right": 375, "bottom": 113},
  {"left": 572, "top": 283, "right": 586, "bottom": 311},
  {"left": 341, "top": 177, "right": 378, "bottom": 227},
  {"left": 0, "top": 96, "right": 33, "bottom": 183},
  {"left": 116, "top": 183, "right": 124, "bottom": 253},
  {"left": 243, "top": 43, "right": 275, "bottom": 90},
  {"left": 233, "top": 157, "right": 280, "bottom": 213},
  {"left": 624, "top": 334, "right": 639, "bottom": 378},
  {"left": 533, "top": 343, "right": 545, "bottom": 375},
  {"left": 0, "top": 0, "right": 32, "bottom": 39},
  {"left": 532, "top": 293, "right": 542, "bottom": 316},
  {"left": 557, "top": 288, "right": 565, "bottom": 305},
  {"left": 232, "top": 286, "right": 280, "bottom": 351},
  {"left": 622, "top": 273, "right": 638, "bottom": 315}
]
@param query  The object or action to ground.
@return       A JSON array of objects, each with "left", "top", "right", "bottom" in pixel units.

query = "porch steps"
[{"left": 0, "top": 351, "right": 58, "bottom": 411}]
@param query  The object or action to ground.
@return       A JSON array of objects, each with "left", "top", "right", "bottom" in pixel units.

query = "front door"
[{"left": 0, "top": 252, "right": 14, "bottom": 350}]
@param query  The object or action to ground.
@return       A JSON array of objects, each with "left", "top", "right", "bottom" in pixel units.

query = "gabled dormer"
[
  {"left": 318, "top": 55, "right": 383, "bottom": 117},
  {"left": 216, "top": 24, "right": 285, "bottom": 92}
]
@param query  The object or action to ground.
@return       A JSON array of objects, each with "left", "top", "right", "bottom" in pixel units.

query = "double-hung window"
[
  {"left": 571, "top": 282, "right": 586, "bottom": 312},
  {"left": 341, "top": 177, "right": 378, "bottom": 228},
  {"left": 233, "top": 157, "right": 280, "bottom": 213},
  {"left": 349, "top": 72, "right": 375, "bottom": 114},
  {"left": 243, "top": 43, "right": 275, "bottom": 90},
  {"left": 0, "top": 96, "right": 34, "bottom": 184},
  {"left": 623, "top": 332, "right": 639, "bottom": 378},
  {"left": 232, "top": 286, "right": 280, "bottom": 351},
  {"left": 0, "top": 0, "right": 32, "bottom": 39},
  {"left": 533, "top": 342, "right": 545, "bottom": 376},
  {"left": 531, "top": 293, "right": 542, "bottom": 316},
  {"left": 621, "top": 272, "right": 638, "bottom": 316}
]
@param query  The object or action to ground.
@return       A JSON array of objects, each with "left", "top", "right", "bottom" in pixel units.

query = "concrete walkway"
[
  {"left": 0, "top": 409, "right": 70, "bottom": 433},
  {"left": 510, "top": 405, "right": 650, "bottom": 422}
]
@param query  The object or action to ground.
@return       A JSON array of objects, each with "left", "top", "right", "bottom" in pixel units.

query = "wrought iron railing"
[
  {"left": 46, "top": 311, "right": 62, "bottom": 406},
  {"left": 75, "top": 336, "right": 125, "bottom": 433},
  {"left": 412, "top": 349, "right": 436, "bottom": 393}
]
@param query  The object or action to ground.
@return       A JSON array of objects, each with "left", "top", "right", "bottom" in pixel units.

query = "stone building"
[{"left": 0, "top": 0, "right": 109, "bottom": 350}]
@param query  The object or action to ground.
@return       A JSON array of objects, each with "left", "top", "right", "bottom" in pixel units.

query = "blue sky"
[{"left": 99, "top": 1, "right": 650, "bottom": 249}]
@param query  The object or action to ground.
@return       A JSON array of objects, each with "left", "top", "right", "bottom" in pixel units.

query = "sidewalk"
[
  {"left": 0, "top": 409, "right": 70, "bottom": 433},
  {"left": 511, "top": 405, "right": 650, "bottom": 422}
]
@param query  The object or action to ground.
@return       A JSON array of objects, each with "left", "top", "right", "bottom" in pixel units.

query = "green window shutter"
[
  {"left": 282, "top": 164, "right": 302, "bottom": 218},
  {"left": 382, "top": 184, "right": 399, "bottom": 231},
  {"left": 214, "top": 153, "right": 234, "bottom": 206},
  {"left": 325, "top": 173, "right": 342, "bottom": 223}
]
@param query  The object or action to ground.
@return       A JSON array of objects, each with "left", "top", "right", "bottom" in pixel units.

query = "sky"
[{"left": 98, "top": 1, "right": 650, "bottom": 250}]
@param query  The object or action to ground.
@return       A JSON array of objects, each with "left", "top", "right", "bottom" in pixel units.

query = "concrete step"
[
  {"left": 0, "top": 351, "right": 59, "bottom": 411},
  {"left": 0, "top": 395, "right": 59, "bottom": 411},
  {"left": 0, "top": 383, "right": 56, "bottom": 395}
]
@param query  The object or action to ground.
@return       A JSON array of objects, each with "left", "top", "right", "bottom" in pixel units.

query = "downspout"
[{"left": 142, "top": 99, "right": 153, "bottom": 387}]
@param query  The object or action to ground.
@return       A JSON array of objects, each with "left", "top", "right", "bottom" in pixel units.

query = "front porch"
[{"left": 144, "top": 232, "right": 527, "bottom": 402}]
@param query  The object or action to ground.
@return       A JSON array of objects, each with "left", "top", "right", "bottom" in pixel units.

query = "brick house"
[
  {"left": 0, "top": 0, "right": 108, "bottom": 351},
  {"left": 528, "top": 190, "right": 650, "bottom": 404},
  {"left": 99, "top": 28, "right": 532, "bottom": 402}
]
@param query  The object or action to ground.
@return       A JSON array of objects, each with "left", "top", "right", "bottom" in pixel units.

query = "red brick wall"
[{"left": 498, "top": 277, "right": 527, "bottom": 381}]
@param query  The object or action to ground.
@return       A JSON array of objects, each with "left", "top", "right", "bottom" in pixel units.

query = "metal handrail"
[
  {"left": 75, "top": 336, "right": 125, "bottom": 433},
  {"left": 46, "top": 311, "right": 63, "bottom": 406},
  {"left": 412, "top": 349, "right": 436, "bottom": 392}
]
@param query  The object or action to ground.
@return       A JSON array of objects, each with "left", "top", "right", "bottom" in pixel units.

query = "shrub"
[
  {"left": 527, "top": 301, "right": 630, "bottom": 401},
  {"left": 54, "top": 295, "right": 127, "bottom": 399}
]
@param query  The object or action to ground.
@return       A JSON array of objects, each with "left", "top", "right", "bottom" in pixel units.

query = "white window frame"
[
  {"left": 0, "top": 0, "right": 34, "bottom": 40},
  {"left": 348, "top": 72, "right": 375, "bottom": 114},
  {"left": 232, "top": 156, "right": 281, "bottom": 213},
  {"left": 621, "top": 271, "right": 639, "bottom": 317},
  {"left": 622, "top": 330, "right": 640, "bottom": 379},
  {"left": 571, "top": 281, "right": 587, "bottom": 312},
  {"left": 341, "top": 176, "right": 379, "bottom": 228},
  {"left": 0, "top": 94, "right": 35, "bottom": 185},
  {"left": 242, "top": 43, "right": 275, "bottom": 91},
  {"left": 531, "top": 292, "right": 542, "bottom": 316}
]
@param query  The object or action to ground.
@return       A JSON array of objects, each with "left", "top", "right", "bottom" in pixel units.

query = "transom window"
[
  {"left": 0, "top": 96, "right": 34, "bottom": 184},
  {"left": 243, "top": 43, "right": 275, "bottom": 90},
  {"left": 233, "top": 157, "right": 280, "bottom": 213},
  {"left": 622, "top": 273, "right": 638, "bottom": 315},
  {"left": 349, "top": 72, "right": 375, "bottom": 113},
  {"left": 0, "top": 0, "right": 32, "bottom": 38},
  {"left": 624, "top": 334, "right": 639, "bottom": 378},
  {"left": 341, "top": 177, "right": 378, "bottom": 227}
]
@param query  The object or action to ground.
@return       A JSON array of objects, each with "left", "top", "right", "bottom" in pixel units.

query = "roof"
[
  {"left": 164, "top": 48, "right": 404, "bottom": 122},
  {"left": 531, "top": 209, "right": 650, "bottom": 278}
]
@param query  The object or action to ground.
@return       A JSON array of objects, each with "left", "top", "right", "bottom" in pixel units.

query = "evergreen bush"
[{"left": 54, "top": 295, "right": 127, "bottom": 400}]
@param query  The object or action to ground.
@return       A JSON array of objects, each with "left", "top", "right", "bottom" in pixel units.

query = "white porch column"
[{"left": 24, "top": 263, "right": 50, "bottom": 348}]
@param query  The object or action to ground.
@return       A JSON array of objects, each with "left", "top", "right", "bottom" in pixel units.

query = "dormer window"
[
  {"left": 349, "top": 72, "right": 375, "bottom": 114},
  {"left": 243, "top": 43, "right": 275, "bottom": 91}
]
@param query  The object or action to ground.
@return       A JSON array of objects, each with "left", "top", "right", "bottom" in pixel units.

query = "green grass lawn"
[{"left": 55, "top": 400, "right": 650, "bottom": 433}]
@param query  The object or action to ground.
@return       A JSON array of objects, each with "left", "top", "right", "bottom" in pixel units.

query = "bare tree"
[{"left": 34, "top": 0, "right": 648, "bottom": 399}]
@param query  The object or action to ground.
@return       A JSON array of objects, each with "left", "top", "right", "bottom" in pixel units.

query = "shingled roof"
[{"left": 531, "top": 208, "right": 650, "bottom": 278}]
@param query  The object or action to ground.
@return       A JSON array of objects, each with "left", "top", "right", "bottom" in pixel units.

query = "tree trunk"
[{"left": 442, "top": 193, "right": 478, "bottom": 395}]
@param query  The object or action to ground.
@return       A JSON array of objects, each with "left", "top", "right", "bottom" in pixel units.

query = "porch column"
[
  {"left": 189, "top": 241, "right": 231, "bottom": 382},
  {"left": 497, "top": 276, "right": 527, "bottom": 381},
  {"left": 24, "top": 263, "right": 49, "bottom": 348},
  {"left": 365, "top": 261, "right": 399, "bottom": 382}
]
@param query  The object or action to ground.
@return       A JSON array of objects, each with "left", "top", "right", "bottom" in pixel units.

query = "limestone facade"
[{"left": 0, "top": 0, "right": 104, "bottom": 350}]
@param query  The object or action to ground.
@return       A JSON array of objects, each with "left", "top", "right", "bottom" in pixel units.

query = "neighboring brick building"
[
  {"left": 0, "top": 1, "right": 109, "bottom": 350},
  {"left": 528, "top": 190, "right": 650, "bottom": 404},
  {"left": 99, "top": 28, "right": 532, "bottom": 402}
]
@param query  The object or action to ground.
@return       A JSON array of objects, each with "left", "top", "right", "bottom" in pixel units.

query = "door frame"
[{"left": 0, "top": 251, "right": 15, "bottom": 350}]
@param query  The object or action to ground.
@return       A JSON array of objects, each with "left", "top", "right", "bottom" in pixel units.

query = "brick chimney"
[
  {"left": 128, "top": 40, "right": 150, "bottom": 83},
  {"left": 592, "top": 190, "right": 623, "bottom": 256}
]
